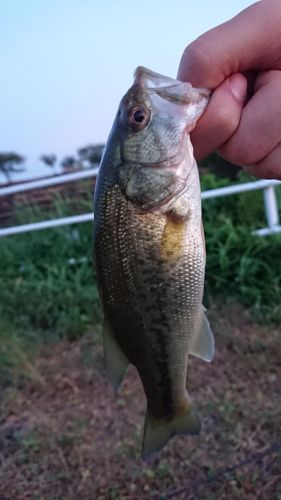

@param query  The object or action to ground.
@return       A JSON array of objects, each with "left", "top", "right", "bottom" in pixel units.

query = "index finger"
[{"left": 178, "top": 0, "right": 281, "bottom": 88}]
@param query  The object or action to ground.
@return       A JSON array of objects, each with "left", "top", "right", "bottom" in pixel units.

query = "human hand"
[{"left": 178, "top": 0, "right": 281, "bottom": 180}]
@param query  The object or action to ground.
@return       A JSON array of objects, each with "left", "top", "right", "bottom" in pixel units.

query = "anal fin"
[
  {"left": 103, "top": 318, "right": 129, "bottom": 393},
  {"left": 190, "top": 306, "right": 215, "bottom": 362}
]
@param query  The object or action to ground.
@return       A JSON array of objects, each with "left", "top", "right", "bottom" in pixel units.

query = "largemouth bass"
[{"left": 94, "top": 67, "right": 214, "bottom": 460}]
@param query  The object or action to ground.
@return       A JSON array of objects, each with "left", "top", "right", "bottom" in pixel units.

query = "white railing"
[
  {"left": 0, "top": 167, "right": 99, "bottom": 196},
  {"left": 0, "top": 169, "right": 280, "bottom": 237},
  {"left": 201, "top": 179, "right": 281, "bottom": 236}
]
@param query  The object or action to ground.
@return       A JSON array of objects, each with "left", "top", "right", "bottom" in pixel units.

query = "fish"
[{"left": 93, "top": 66, "right": 214, "bottom": 460}]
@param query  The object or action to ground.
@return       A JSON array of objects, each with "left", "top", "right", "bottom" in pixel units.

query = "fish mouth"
[
  {"left": 126, "top": 154, "right": 188, "bottom": 178},
  {"left": 140, "top": 153, "right": 183, "bottom": 170},
  {"left": 134, "top": 66, "right": 211, "bottom": 104},
  {"left": 134, "top": 66, "right": 182, "bottom": 90}
]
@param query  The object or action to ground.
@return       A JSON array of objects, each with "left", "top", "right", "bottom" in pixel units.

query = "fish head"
[
  {"left": 120, "top": 66, "right": 210, "bottom": 161},
  {"left": 102, "top": 67, "right": 210, "bottom": 211}
]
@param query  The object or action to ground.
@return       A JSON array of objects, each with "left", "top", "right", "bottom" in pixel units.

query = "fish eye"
[{"left": 128, "top": 106, "right": 150, "bottom": 131}]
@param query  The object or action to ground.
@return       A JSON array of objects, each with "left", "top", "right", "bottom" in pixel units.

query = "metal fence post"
[{"left": 263, "top": 186, "right": 280, "bottom": 229}]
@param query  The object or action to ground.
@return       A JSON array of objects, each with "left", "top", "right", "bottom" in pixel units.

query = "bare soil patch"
[{"left": 0, "top": 304, "right": 280, "bottom": 499}]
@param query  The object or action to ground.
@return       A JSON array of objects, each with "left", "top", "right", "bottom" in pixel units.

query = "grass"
[
  {"left": 0, "top": 224, "right": 101, "bottom": 337},
  {"left": 201, "top": 172, "right": 281, "bottom": 322},
  {"left": 0, "top": 173, "right": 280, "bottom": 383},
  {"left": 0, "top": 193, "right": 101, "bottom": 382}
]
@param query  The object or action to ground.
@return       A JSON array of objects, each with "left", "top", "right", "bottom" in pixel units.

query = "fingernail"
[{"left": 229, "top": 74, "right": 247, "bottom": 102}]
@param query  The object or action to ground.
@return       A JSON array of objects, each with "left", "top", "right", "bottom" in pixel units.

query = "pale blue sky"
[{"left": 0, "top": 0, "right": 253, "bottom": 179}]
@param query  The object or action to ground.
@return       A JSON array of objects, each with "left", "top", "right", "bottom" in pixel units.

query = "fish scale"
[
  {"left": 94, "top": 67, "right": 214, "bottom": 459},
  {"left": 97, "top": 185, "right": 198, "bottom": 402}
]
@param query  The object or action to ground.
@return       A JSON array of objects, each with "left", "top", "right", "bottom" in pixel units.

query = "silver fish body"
[{"left": 94, "top": 67, "right": 214, "bottom": 459}]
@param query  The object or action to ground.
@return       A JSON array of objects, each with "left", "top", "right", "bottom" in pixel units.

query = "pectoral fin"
[
  {"left": 190, "top": 307, "right": 215, "bottom": 362},
  {"left": 103, "top": 318, "right": 129, "bottom": 392}
]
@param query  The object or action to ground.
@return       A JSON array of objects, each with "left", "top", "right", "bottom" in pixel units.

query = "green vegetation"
[
  {"left": 201, "top": 172, "right": 281, "bottom": 322},
  {"left": 0, "top": 194, "right": 101, "bottom": 383},
  {"left": 0, "top": 173, "right": 280, "bottom": 382}
]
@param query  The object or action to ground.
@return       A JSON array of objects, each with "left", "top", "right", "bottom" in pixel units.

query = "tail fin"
[{"left": 141, "top": 406, "right": 201, "bottom": 461}]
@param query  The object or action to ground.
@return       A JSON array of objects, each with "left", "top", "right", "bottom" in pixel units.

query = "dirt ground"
[{"left": 0, "top": 304, "right": 280, "bottom": 500}]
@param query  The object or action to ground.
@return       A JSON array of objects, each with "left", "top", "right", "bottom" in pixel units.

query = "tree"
[
  {"left": 0, "top": 152, "right": 25, "bottom": 184},
  {"left": 39, "top": 154, "right": 57, "bottom": 168},
  {"left": 77, "top": 144, "right": 104, "bottom": 168},
  {"left": 61, "top": 156, "right": 80, "bottom": 172}
]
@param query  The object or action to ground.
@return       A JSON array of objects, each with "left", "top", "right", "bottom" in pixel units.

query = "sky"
[{"left": 0, "top": 0, "right": 254, "bottom": 180}]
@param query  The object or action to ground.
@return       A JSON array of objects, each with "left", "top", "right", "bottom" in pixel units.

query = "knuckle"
[
  {"left": 220, "top": 137, "right": 269, "bottom": 166},
  {"left": 179, "top": 37, "right": 214, "bottom": 84},
  {"left": 218, "top": 143, "right": 250, "bottom": 166},
  {"left": 182, "top": 37, "right": 211, "bottom": 68}
]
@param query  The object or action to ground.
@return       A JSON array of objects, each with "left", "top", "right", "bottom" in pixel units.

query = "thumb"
[{"left": 190, "top": 73, "right": 248, "bottom": 161}]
